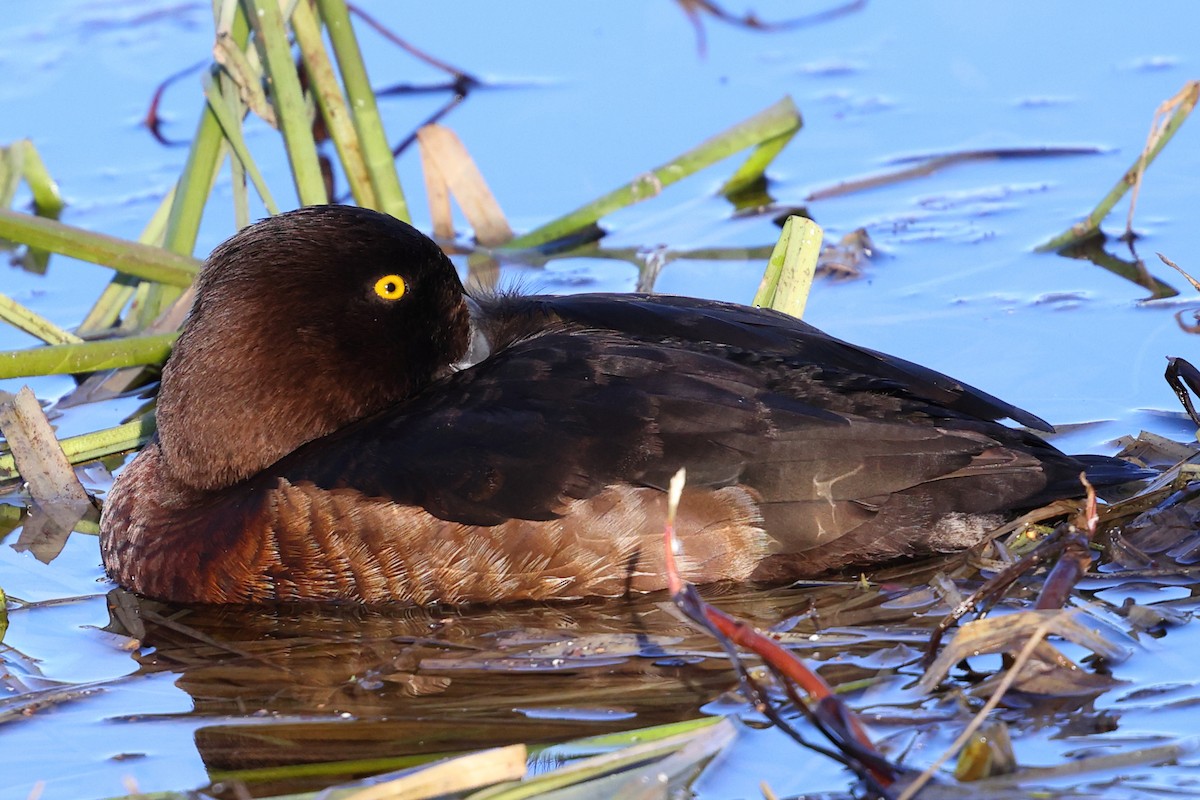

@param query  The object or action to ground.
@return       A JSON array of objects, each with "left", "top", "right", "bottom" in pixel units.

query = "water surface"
[{"left": 2, "top": 2, "right": 1200, "bottom": 798}]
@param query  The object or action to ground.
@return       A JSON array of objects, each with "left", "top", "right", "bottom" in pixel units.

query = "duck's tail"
[{"left": 1074, "top": 453, "right": 1156, "bottom": 493}]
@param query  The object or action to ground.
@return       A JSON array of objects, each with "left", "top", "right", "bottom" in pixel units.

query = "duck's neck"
[
  {"left": 154, "top": 331, "right": 361, "bottom": 492},
  {"left": 154, "top": 298, "right": 470, "bottom": 493}
]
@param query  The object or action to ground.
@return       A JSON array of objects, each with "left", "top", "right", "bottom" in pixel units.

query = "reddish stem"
[{"left": 662, "top": 486, "right": 894, "bottom": 788}]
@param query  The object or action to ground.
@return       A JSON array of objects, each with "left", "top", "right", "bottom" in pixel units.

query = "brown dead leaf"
[
  {"left": 0, "top": 387, "right": 91, "bottom": 508},
  {"left": 419, "top": 135, "right": 455, "bottom": 240},
  {"left": 416, "top": 124, "right": 513, "bottom": 246},
  {"left": 970, "top": 647, "right": 1123, "bottom": 697},
  {"left": 12, "top": 502, "right": 90, "bottom": 564},
  {"left": 919, "top": 609, "right": 1131, "bottom": 693},
  {"left": 0, "top": 386, "right": 94, "bottom": 562}
]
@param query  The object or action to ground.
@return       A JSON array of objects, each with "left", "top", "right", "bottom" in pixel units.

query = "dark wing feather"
[
  {"left": 508, "top": 293, "right": 1053, "bottom": 431},
  {"left": 270, "top": 331, "right": 846, "bottom": 525},
  {"left": 269, "top": 306, "right": 1073, "bottom": 542}
]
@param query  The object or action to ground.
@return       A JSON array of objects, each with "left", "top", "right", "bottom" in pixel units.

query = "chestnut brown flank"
[{"left": 102, "top": 442, "right": 770, "bottom": 603}]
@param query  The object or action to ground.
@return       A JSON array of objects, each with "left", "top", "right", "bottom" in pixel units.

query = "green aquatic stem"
[
  {"left": 0, "top": 209, "right": 199, "bottom": 287},
  {"left": 201, "top": 717, "right": 725, "bottom": 797},
  {"left": 139, "top": 183, "right": 174, "bottom": 250},
  {"left": 316, "top": 0, "right": 409, "bottom": 220},
  {"left": 207, "top": 752, "right": 450, "bottom": 787},
  {"left": 214, "top": 0, "right": 238, "bottom": 36},
  {"left": 1037, "top": 80, "right": 1199, "bottom": 252},
  {"left": 0, "top": 147, "right": 18, "bottom": 208},
  {"left": 202, "top": 74, "right": 281, "bottom": 215},
  {"left": 720, "top": 127, "right": 800, "bottom": 199},
  {"left": 0, "top": 418, "right": 155, "bottom": 482},
  {"left": 753, "top": 215, "right": 822, "bottom": 320},
  {"left": 159, "top": 2, "right": 253, "bottom": 261},
  {"left": 466, "top": 717, "right": 733, "bottom": 800},
  {"left": 0, "top": 333, "right": 177, "bottom": 379},
  {"left": 78, "top": 189, "right": 176, "bottom": 337},
  {"left": 0, "top": 293, "right": 82, "bottom": 346},
  {"left": 293, "top": 0, "right": 377, "bottom": 208},
  {"left": 0, "top": 142, "right": 61, "bottom": 274},
  {"left": 544, "top": 715, "right": 722, "bottom": 749},
  {"left": 0, "top": 140, "right": 64, "bottom": 218},
  {"left": 132, "top": 4, "right": 249, "bottom": 325},
  {"left": 18, "top": 140, "right": 64, "bottom": 217},
  {"left": 504, "top": 96, "right": 801, "bottom": 251},
  {"left": 124, "top": 281, "right": 161, "bottom": 333},
  {"left": 246, "top": 0, "right": 328, "bottom": 207},
  {"left": 148, "top": 104, "right": 226, "bottom": 320},
  {"left": 214, "top": 21, "right": 275, "bottom": 125},
  {"left": 164, "top": 108, "right": 225, "bottom": 260},
  {"left": 0, "top": 140, "right": 61, "bottom": 217},
  {"left": 77, "top": 276, "right": 140, "bottom": 337},
  {"left": 220, "top": 70, "right": 253, "bottom": 230}
]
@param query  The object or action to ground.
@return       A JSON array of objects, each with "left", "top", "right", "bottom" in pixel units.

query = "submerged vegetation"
[{"left": 2, "top": 2, "right": 1200, "bottom": 799}]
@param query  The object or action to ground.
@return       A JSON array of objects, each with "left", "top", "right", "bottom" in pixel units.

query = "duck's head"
[{"left": 156, "top": 205, "right": 470, "bottom": 492}]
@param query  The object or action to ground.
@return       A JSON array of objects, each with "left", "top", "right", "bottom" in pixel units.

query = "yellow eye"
[{"left": 373, "top": 274, "right": 406, "bottom": 300}]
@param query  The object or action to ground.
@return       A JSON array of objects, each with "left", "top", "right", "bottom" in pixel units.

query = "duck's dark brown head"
[{"left": 156, "top": 205, "right": 470, "bottom": 492}]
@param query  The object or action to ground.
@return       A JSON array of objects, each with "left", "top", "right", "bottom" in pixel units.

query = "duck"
[{"left": 98, "top": 204, "right": 1143, "bottom": 605}]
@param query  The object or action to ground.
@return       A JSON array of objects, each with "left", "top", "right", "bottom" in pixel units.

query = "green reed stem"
[
  {"left": 0, "top": 417, "right": 156, "bottom": 481},
  {"left": 0, "top": 333, "right": 177, "bottom": 379},
  {"left": 0, "top": 209, "right": 199, "bottom": 287},
  {"left": 293, "top": 0, "right": 376, "bottom": 208},
  {"left": 721, "top": 128, "right": 800, "bottom": 199},
  {"left": 1037, "top": 80, "right": 1199, "bottom": 252},
  {"left": 246, "top": 0, "right": 328, "bottom": 207},
  {"left": 0, "top": 294, "right": 82, "bottom": 346},
  {"left": 203, "top": 74, "right": 280, "bottom": 214},
  {"left": 316, "top": 0, "right": 409, "bottom": 220},
  {"left": 15, "top": 139, "right": 64, "bottom": 217},
  {"left": 753, "top": 215, "right": 822, "bottom": 320},
  {"left": 505, "top": 96, "right": 801, "bottom": 250}
]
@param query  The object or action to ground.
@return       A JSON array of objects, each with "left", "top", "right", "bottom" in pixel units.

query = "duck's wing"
[
  {"left": 273, "top": 330, "right": 829, "bottom": 524},
  {"left": 492, "top": 292, "right": 1053, "bottom": 432},
  {"left": 270, "top": 325, "right": 1066, "bottom": 540}
]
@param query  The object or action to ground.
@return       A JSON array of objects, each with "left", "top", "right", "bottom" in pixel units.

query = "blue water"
[{"left": 2, "top": 2, "right": 1200, "bottom": 798}]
